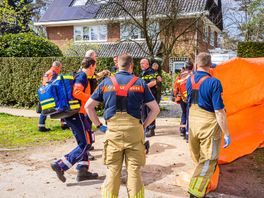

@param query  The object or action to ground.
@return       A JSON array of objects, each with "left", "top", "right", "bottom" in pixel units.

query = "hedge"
[
  {"left": 0, "top": 57, "right": 142, "bottom": 107},
  {"left": 237, "top": 42, "right": 264, "bottom": 58},
  {"left": 0, "top": 33, "right": 63, "bottom": 57}
]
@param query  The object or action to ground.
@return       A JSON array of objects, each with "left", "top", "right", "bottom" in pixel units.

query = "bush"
[
  {"left": 0, "top": 33, "right": 63, "bottom": 57},
  {"left": 0, "top": 57, "right": 116, "bottom": 107},
  {"left": 237, "top": 42, "right": 264, "bottom": 58}
]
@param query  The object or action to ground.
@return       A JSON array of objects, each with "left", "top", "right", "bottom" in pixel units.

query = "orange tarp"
[{"left": 208, "top": 57, "right": 264, "bottom": 191}]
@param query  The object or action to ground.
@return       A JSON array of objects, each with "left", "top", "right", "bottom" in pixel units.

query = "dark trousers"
[
  {"left": 179, "top": 100, "right": 188, "bottom": 134},
  {"left": 38, "top": 113, "right": 47, "bottom": 127},
  {"left": 55, "top": 113, "right": 92, "bottom": 171}
]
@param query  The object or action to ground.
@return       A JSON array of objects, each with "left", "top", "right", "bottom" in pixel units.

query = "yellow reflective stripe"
[
  {"left": 57, "top": 75, "right": 74, "bottom": 80},
  {"left": 69, "top": 100, "right": 79, "bottom": 104},
  {"left": 188, "top": 177, "right": 208, "bottom": 198},
  {"left": 87, "top": 75, "right": 96, "bottom": 79},
  {"left": 131, "top": 186, "right": 144, "bottom": 198},
  {"left": 70, "top": 104, "right": 80, "bottom": 110},
  {"left": 41, "top": 102, "right": 56, "bottom": 110},
  {"left": 40, "top": 98, "right": 54, "bottom": 104}
]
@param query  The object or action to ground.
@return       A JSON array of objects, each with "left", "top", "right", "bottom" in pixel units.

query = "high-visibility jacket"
[{"left": 174, "top": 70, "right": 192, "bottom": 102}]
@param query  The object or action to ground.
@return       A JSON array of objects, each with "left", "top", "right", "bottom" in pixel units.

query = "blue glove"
[
  {"left": 99, "top": 125, "right": 107, "bottom": 133},
  {"left": 223, "top": 135, "right": 230, "bottom": 148}
]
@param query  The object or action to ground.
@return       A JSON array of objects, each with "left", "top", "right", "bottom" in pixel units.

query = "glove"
[
  {"left": 99, "top": 125, "right": 107, "bottom": 133},
  {"left": 223, "top": 135, "right": 230, "bottom": 148},
  {"left": 144, "top": 140, "right": 150, "bottom": 154}
]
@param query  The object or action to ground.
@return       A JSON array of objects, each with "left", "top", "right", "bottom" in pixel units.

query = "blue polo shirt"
[
  {"left": 186, "top": 71, "right": 224, "bottom": 112},
  {"left": 91, "top": 71, "right": 155, "bottom": 120}
]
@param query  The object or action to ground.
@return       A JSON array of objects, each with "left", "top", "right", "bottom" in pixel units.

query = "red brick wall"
[
  {"left": 46, "top": 26, "right": 73, "bottom": 50},
  {"left": 107, "top": 23, "right": 120, "bottom": 42}
]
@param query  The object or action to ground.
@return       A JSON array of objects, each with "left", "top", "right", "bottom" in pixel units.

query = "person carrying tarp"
[
  {"left": 85, "top": 54, "right": 160, "bottom": 198},
  {"left": 186, "top": 53, "right": 231, "bottom": 198}
]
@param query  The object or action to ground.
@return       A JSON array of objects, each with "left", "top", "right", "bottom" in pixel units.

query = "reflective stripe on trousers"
[{"left": 188, "top": 104, "right": 221, "bottom": 198}]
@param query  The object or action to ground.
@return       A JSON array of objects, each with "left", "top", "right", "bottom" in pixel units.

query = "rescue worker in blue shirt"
[
  {"left": 38, "top": 61, "right": 68, "bottom": 132},
  {"left": 186, "top": 53, "right": 231, "bottom": 198},
  {"left": 50, "top": 57, "right": 100, "bottom": 183},
  {"left": 140, "top": 58, "right": 158, "bottom": 137},
  {"left": 85, "top": 54, "right": 160, "bottom": 198}
]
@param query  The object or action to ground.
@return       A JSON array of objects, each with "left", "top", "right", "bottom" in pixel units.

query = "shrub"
[
  {"left": 0, "top": 57, "right": 115, "bottom": 107},
  {"left": 0, "top": 33, "right": 63, "bottom": 57},
  {"left": 237, "top": 42, "right": 264, "bottom": 58}
]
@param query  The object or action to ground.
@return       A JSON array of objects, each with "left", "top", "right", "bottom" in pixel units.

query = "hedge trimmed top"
[{"left": 0, "top": 33, "right": 63, "bottom": 57}]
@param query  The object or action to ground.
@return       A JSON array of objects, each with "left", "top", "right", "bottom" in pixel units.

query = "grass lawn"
[{"left": 0, "top": 113, "right": 73, "bottom": 148}]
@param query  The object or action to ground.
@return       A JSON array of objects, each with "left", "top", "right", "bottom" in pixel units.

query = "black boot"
[
  {"left": 38, "top": 127, "right": 51, "bottom": 132},
  {"left": 76, "top": 167, "right": 98, "bottom": 182},
  {"left": 150, "top": 129, "right": 155, "bottom": 136},
  {"left": 146, "top": 130, "right": 153, "bottom": 137},
  {"left": 51, "top": 162, "right": 66, "bottom": 183}
]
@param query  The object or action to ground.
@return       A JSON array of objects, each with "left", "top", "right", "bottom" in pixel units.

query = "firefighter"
[
  {"left": 186, "top": 53, "right": 231, "bottom": 198},
  {"left": 38, "top": 61, "right": 68, "bottom": 132},
  {"left": 85, "top": 54, "right": 160, "bottom": 198},
  {"left": 140, "top": 58, "right": 158, "bottom": 137},
  {"left": 50, "top": 58, "right": 100, "bottom": 183},
  {"left": 173, "top": 61, "right": 193, "bottom": 140}
]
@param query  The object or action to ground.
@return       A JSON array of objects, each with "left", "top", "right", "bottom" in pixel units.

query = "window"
[
  {"left": 121, "top": 22, "right": 159, "bottom": 40},
  {"left": 74, "top": 25, "right": 107, "bottom": 42},
  {"left": 72, "top": 0, "right": 87, "bottom": 6}
]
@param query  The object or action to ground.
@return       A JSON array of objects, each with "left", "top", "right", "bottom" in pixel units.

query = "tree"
[
  {"left": 224, "top": 0, "right": 264, "bottom": 42},
  {"left": 94, "top": 0, "right": 209, "bottom": 71},
  {"left": 0, "top": 0, "right": 52, "bottom": 35}
]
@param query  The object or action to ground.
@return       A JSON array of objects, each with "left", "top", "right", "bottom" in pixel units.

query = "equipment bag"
[{"left": 37, "top": 74, "right": 81, "bottom": 119}]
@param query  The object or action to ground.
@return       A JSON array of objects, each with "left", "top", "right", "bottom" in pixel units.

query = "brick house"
[{"left": 35, "top": 0, "right": 223, "bottom": 71}]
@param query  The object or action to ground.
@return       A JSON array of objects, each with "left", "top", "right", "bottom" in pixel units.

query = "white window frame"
[
  {"left": 210, "top": 30, "right": 214, "bottom": 46},
  {"left": 74, "top": 25, "right": 107, "bottom": 42},
  {"left": 72, "top": 0, "right": 88, "bottom": 6}
]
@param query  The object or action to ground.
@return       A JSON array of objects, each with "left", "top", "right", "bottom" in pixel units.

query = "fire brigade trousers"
[
  {"left": 55, "top": 113, "right": 92, "bottom": 171},
  {"left": 188, "top": 105, "right": 221, "bottom": 198},
  {"left": 102, "top": 112, "right": 146, "bottom": 198}
]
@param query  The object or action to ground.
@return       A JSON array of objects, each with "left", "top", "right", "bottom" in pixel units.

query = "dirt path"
[
  {"left": 0, "top": 105, "right": 263, "bottom": 198},
  {"left": 0, "top": 118, "right": 192, "bottom": 198}
]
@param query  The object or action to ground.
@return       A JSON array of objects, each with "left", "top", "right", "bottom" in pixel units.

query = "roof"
[{"left": 64, "top": 41, "right": 162, "bottom": 58}]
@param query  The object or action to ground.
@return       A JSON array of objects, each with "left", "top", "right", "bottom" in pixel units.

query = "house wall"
[
  {"left": 46, "top": 26, "right": 74, "bottom": 50},
  {"left": 107, "top": 23, "right": 120, "bottom": 42}
]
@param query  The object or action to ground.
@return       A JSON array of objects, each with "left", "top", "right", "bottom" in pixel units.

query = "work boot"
[
  {"left": 61, "top": 124, "right": 69, "bottom": 130},
  {"left": 76, "top": 167, "right": 98, "bottom": 182},
  {"left": 88, "top": 154, "right": 95, "bottom": 161},
  {"left": 89, "top": 146, "right": 94, "bottom": 151},
  {"left": 150, "top": 129, "right": 155, "bottom": 136},
  {"left": 145, "top": 130, "right": 152, "bottom": 137},
  {"left": 38, "top": 127, "right": 51, "bottom": 132},
  {"left": 50, "top": 162, "right": 66, "bottom": 183}
]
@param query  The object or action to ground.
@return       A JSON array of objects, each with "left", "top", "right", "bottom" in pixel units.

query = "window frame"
[{"left": 73, "top": 25, "right": 108, "bottom": 42}]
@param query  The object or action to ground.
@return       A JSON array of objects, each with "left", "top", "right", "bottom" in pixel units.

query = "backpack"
[{"left": 37, "top": 74, "right": 81, "bottom": 119}]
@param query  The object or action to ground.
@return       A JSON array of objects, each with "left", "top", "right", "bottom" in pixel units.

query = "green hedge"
[
  {"left": 0, "top": 33, "right": 63, "bottom": 57},
  {"left": 237, "top": 42, "right": 264, "bottom": 58},
  {"left": 0, "top": 57, "right": 142, "bottom": 107}
]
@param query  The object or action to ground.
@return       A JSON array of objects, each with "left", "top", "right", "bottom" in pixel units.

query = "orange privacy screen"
[{"left": 208, "top": 57, "right": 264, "bottom": 192}]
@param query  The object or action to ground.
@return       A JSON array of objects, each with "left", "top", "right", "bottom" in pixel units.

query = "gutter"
[{"left": 34, "top": 11, "right": 209, "bottom": 27}]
